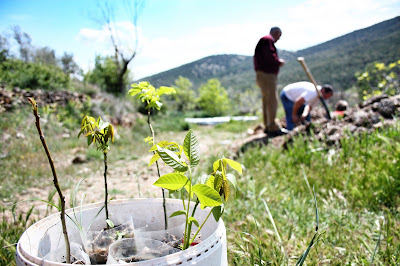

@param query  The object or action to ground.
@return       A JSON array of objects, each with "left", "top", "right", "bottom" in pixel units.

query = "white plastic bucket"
[{"left": 16, "top": 198, "right": 227, "bottom": 265}]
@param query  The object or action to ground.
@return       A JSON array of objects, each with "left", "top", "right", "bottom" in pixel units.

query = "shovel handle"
[
  {"left": 297, "top": 57, "right": 331, "bottom": 120},
  {"left": 297, "top": 57, "right": 322, "bottom": 98}
]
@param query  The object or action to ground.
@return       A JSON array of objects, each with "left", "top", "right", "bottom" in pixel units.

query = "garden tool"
[{"left": 297, "top": 57, "right": 331, "bottom": 120}]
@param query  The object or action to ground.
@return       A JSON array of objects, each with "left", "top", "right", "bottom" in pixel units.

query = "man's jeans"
[{"left": 280, "top": 91, "right": 310, "bottom": 130}]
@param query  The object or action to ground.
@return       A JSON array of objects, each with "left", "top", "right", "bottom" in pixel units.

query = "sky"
[{"left": 0, "top": 0, "right": 399, "bottom": 80}]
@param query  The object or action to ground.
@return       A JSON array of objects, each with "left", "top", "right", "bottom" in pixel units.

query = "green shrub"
[
  {"left": 355, "top": 59, "right": 400, "bottom": 101},
  {"left": 0, "top": 58, "right": 69, "bottom": 90},
  {"left": 197, "top": 78, "right": 231, "bottom": 117}
]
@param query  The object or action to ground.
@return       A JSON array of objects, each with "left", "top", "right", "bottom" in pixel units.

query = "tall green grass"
[{"left": 225, "top": 125, "right": 400, "bottom": 265}]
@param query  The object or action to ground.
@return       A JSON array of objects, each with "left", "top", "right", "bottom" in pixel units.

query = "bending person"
[{"left": 280, "top": 81, "right": 333, "bottom": 130}]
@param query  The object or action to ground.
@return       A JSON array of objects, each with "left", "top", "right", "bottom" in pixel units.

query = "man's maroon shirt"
[{"left": 253, "top": 34, "right": 281, "bottom": 74}]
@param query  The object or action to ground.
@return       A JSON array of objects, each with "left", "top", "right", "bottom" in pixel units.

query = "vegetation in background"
[
  {"left": 355, "top": 59, "right": 400, "bottom": 100},
  {"left": 197, "top": 78, "right": 231, "bottom": 117},
  {"left": 84, "top": 55, "right": 131, "bottom": 94},
  {"left": 171, "top": 76, "right": 196, "bottom": 112},
  {"left": 0, "top": 58, "right": 70, "bottom": 90}
]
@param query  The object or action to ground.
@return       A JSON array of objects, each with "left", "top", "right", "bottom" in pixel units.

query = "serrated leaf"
[
  {"left": 212, "top": 205, "right": 224, "bottom": 222},
  {"left": 148, "top": 153, "right": 160, "bottom": 166},
  {"left": 214, "top": 172, "right": 223, "bottom": 191},
  {"left": 189, "top": 217, "right": 199, "bottom": 227},
  {"left": 169, "top": 210, "right": 186, "bottom": 218},
  {"left": 183, "top": 130, "right": 200, "bottom": 167},
  {"left": 223, "top": 158, "right": 243, "bottom": 174},
  {"left": 192, "top": 184, "right": 222, "bottom": 209},
  {"left": 222, "top": 178, "right": 230, "bottom": 201},
  {"left": 157, "top": 146, "right": 188, "bottom": 172},
  {"left": 153, "top": 173, "right": 189, "bottom": 191}
]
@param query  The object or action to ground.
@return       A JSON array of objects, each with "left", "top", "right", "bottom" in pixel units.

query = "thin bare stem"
[
  {"left": 104, "top": 152, "right": 110, "bottom": 228},
  {"left": 28, "top": 98, "right": 71, "bottom": 264},
  {"left": 147, "top": 109, "right": 168, "bottom": 230}
]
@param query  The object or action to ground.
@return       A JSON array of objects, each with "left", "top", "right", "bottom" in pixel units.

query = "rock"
[
  {"left": 72, "top": 156, "right": 86, "bottom": 164},
  {"left": 377, "top": 98, "right": 398, "bottom": 118}
]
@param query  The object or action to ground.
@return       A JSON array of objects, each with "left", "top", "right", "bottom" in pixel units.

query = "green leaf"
[
  {"left": 211, "top": 205, "right": 224, "bottom": 221},
  {"left": 222, "top": 178, "right": 230, "bottom": 201},
  {"left": 213, "top": 159, "right": 223, "bottom": 172},
  {"left": 149, "top": 141, "right": 176, "bottom": 152},
  {"left": 98, "top": 119, "right": 109, "bottom": 131},
  {"left": 189, "top": 217, "right": 199, "bottom": 227},
  {"left": 148, "top": 153, "right": 160, "bottom": 167},
  {"left": 183, "top": 182, "right": 193, "bottom": 198},
  {"left": 206, "top": 175, "right": 215, "bottom": 188},
  {"left": 106, "top": 219, "right": 114, "bottom": 228},
  {"left": 153, "top": 173, "right": 189, "bottom": 191},
  {"left": 214, "top": 172, "right": 223, "bottom": 191},
  {"left": 223, "top": 158, "right": 243, "bottom": 174},
  {"left": 87, "top": 134, "right": 94, "bottom": 146},
  {"left": 170, "top": 210, "right": 186, "bottom": 218},
  {"left": 183, "top": 130, "right": 200, "bottom": 167},
  {"left": 158, "top": 86, "right": 176, "bottom": 96},
  {"left": 226, "top": 173, "right": 237, "bottom": 199},
  {"left": 192, "top": 184, "right": 222, "bottom": 209},
  {"left": 157, "top": 146, "right": 188, "bottom": 172}
]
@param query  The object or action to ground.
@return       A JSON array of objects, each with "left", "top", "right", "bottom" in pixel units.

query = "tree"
[
  {"left": 197, "top": 78, "right": 231, "bottom": 117},
  {"left": 60, "top": 52, "right": 81, "bottom": 75},
  {"left": 0, "top": 34, "right": 10, "bottom": 62},
  {"left": 12, "top": 25, "right": 32, "bottom": 63},
  {"left": 85, "top": 55, "right": 130, "bottom": 94},
  {"left": 94, "top": 0, "right": 143, "bottom": 94},
  {"left": 172, "top": 76, "right": 196, "bottom": 112},
  {"left": 33, "top": 46, "right": 57, "bottom": 66}
]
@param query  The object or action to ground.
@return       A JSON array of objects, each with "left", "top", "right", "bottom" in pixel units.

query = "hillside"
[{"left": 140, "top": 16, "right": 400, "bottom": 92}]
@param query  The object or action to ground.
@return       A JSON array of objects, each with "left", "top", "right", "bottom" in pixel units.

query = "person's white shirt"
[{"left": 282, "top": 81, "right": 320, "bottom": 107}]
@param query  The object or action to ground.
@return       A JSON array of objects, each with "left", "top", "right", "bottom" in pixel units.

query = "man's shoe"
[{"left": 266, "top": 128, "right": 289, "bottom": 137}]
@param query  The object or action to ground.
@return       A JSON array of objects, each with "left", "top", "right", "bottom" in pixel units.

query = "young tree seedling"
[
  {"left": 128, "top": 81, "right": 176, "bottom": 230},
  {"left": 79, "top": 115, "right": 114, "bottom": 229},
  {"left": 152, "top": 129, "right": 242, "bottom": 249},
  {"left": 27, "top": 97, "right": 71, "bottom": 263}
]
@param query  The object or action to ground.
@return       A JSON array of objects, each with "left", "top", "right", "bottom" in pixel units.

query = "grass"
[
  {"left": 1, "top": 103, "right": 400, "bottom": 265},
  {"left": 223, "top": 125, "right": 400, "bottom": 265}
]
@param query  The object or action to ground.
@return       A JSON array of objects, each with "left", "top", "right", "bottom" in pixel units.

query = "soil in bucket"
[{"left": 84, "top": 220, "right": 135, "bottom": 264}]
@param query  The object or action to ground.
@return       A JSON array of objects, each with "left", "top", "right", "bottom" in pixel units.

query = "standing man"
[
  {"left": 254, "top": 27, "right": 287, "bottom": 137},
  {"left": 280, "top": 81, "right": 333, "bottom": 130}
]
